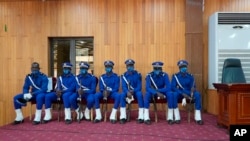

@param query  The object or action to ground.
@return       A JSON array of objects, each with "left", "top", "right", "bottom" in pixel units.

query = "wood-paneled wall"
[
  {"left": 0, "top": 0, "right": 250, "bottom": 126},
  {"left": 0, "top": 0, "right": 186, "bottom": 126}
]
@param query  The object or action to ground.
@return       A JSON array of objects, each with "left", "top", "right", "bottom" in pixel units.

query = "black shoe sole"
[
  {"left": 196, "top": 120, "right": 203, "bottom": 125},
  {"left": 42, "top": 120, "right": 51, "bottom": 124},
  {"left": 120, "top": 119, "right": 126, "bottom": 124},
  {"left": 65, "top": 120, "right": 72, "bottom": 124},
  {"left": 167, "top": 120, "right": 174, "bottom": 125},
  {"left": 110, "top": 120, "right": 116, "bottom": 124},
  {"left": 144, "top": 120, "right": 151, "bottom": 125},
  {"left": 93, "top": 119, "right": 101, "bottom": 123},
  {"left": 13, "top": 120, "right": 24, "bottom": 125},
  {"left": 32, "top": 121, "right": 40, "bottom": 125},
  {"left": 175, "top": 120, "right": 181, "bottom": 124}
]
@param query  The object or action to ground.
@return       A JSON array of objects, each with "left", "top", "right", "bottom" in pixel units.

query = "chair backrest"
[
  {"left": 95, "top": 76, "right": 98, "bottom": 87},
  {"left": 47, "top": 77, "right": 57, "bottom": 92},
  {"left": 221, "top": 58, "right": 246, "bottom": 84}
]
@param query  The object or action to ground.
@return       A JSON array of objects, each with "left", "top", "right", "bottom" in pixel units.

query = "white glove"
[
  {"left": 106, "top": 87, "right": 112, "bottom": 91},
  {"left": 126, "top": 95, "right": 134, "bottom": 104},
  {"left": 23, "top": 93, "right": 32, "bottom": 100},
  {"left": 83, "top": 88, "right": 90, "bottom": 91},
  {"left": 182, "top": 98, "right": 186, "bottom": 106}
]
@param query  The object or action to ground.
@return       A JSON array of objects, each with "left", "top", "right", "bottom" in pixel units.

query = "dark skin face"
[
  {"left": 31, "top": 67, "right": 40, "bottom": 71},
  {"left": 126, "top": 64, "right": 134, "bottom": 68},
  {"left": 153, "top": 67, "right": 162, "bottom": 71}
]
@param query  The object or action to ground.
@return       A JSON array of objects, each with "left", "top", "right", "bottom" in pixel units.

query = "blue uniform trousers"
[
  {"left": 69, "top": 93, "right": 95, "bottom": 110},
  {"left": 173, "top": 91, "right": 202, "bottom": 110},
  {"left": 120, "top": 91, "right": 144, "bottom": 108},
  {"left": 45, "top": 92, "right": 73, "bottom": 109},
  {"left": 13, "top": 93, "right": 45, "bottom": 110},
  {"left": 94, "top": 92, "right": 120, "bottom": 109},
  {"left": 144, "top": 92, "right": 174, "bottom": 108}
]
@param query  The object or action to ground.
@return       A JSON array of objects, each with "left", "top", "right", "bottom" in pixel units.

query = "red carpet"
[{"left": 0, "top": 110, "right": 229, "bottom": 141}]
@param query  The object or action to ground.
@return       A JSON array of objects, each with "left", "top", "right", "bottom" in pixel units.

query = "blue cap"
[
  {"left": 152, "top": 61, "right": 164, "bottom": 67},
  {"left": 104, "top": 60, "right": 114, "bottom": 67},
  {"left": 62, "top": 62, "right": 73, "bottom": 68},
  {"left": 177, "top": 60, "right": 188, "bottom": 67},
  {"left": 125, "top": 59, "right": 135, "bottom": 65},
  {"left": 79, "top": 61, "right": 89, "bottom": 69}
]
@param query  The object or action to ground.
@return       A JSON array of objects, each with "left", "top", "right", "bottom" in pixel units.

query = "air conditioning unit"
[{"left": 208, "top": 12, "right": 250, "bottom": 89}]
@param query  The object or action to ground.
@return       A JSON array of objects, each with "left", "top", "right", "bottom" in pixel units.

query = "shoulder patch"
[{"left": 40, "top": 72, "right": 47, "bottom": 76}]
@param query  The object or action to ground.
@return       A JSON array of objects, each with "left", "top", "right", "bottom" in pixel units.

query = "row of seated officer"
[{"left": 13, "top": 59, "right": 203, "bottom": 125}]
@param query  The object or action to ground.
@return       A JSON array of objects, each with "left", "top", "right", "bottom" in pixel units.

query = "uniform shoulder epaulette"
[
  {"left": 113, "top": 73, "right": 118, "bottom": 76},
  {"left": 146, "top": 72, "right": 154, "bottom": 78},
  {"left": 138, "top": 72, "right": 142, "bottom": 76},
  {"left": 40, "top": 72, "right": 47, "bottom": 76}
]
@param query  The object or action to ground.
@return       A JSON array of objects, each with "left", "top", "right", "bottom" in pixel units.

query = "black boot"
[
  {"left": 144, "top": 120, "right": 151, "bottom": 125},
  {"left": 137, "top": 119, "right": 144, "bottom": 124},
  {"left": 65, "top": 119, "right": 72, "bottom": 124},
  {"left": 32, "top": 121, "right": 40, "bottom": 125},
  {"left": 120, "top": 118, "right": 126, "bottom": 124},
  {"left": 175, "top": 120, "right": 181, "bottom": 124},
  {"left": 93, "top": 119, "right": 101, "bottom": 123},
  {"left": 196, "top": 120, "right": 203, "bottom": 125},
  {"left": 42, "top": 119, "right": 51, "bottom": 124},
  {"left": 12, "top": 119, "right": 24, "bottom": 125},
  {"left": 167, "top": 120, "right": 174, "bottom": 125},
  {"left": 110, "top": 119, "right": 116, "bottom": 124}
]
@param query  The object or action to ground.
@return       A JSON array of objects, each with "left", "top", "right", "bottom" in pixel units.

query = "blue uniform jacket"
[
  {"left": 75, "top": 73, "right": 97, "bottom": 94},
  {"left": 171, "top": 72, "right": 196, "bottom": 95},
  {"left": 121, "top": 70, "right": 142, "bottom": 93},
  {"left": 23, "top": 72, "right": 48, "bottom": 94},
  {"left": 56, "top": 73, "right": 77, "bottom": 93},
  {"left": 145, "top": 72, "right": 171, "bottom": 94},
  {"left": 99, "top": 72, "right": 120, "bottom": 93}
]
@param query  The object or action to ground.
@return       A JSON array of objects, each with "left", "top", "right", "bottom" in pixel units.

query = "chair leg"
[
  {"left": 165, "top": 105, "right": 168, "bottom": 121},
  {"left": 127, "top": 103, "right": 131, "bottom": 122},
  {"left": 187, "top": 102, "right": 195, "bottom": 123},
  {"left": 90, "top": 108, "right": 93, "bottom": 121},
  {"left": 152, "top": 97, "right": 158, "bottom": 123},
  {"left": 30, "top": 103, "right": 32, "bottom": 121},
  {"left": 102, "top": 101, "right": 108, "bottom": 122},
  {"left": 105, "top": 102, "right": 107, "bottom": 122},
  {"left": 188, "top": 104, "right": 191, "bottom": 123},
  {"left": 57, "top": 102, "right": 61, "bottom": 122}
]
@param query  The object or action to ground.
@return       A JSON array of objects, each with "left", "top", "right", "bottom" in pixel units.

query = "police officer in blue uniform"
[
  {"left": 144, "top": 61, "right": 175, "bottom": 125},
  {"left": 120, "top": 59, "right": 144, "bottom": 124},
  {"left": 171, "top": 60, "right": 203, "bottom": 125},
  {"left": 13, "top": 62, "right": 48, "bottom": 125},
  {"left": 93, "top": 60, "right": 121, "bottom": 124},
  {"left": 43, "top": 62, "right": 77, "bottom": 124},
  {"left": 69, "top": 61, "right": 97, "bottom": 121}
]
